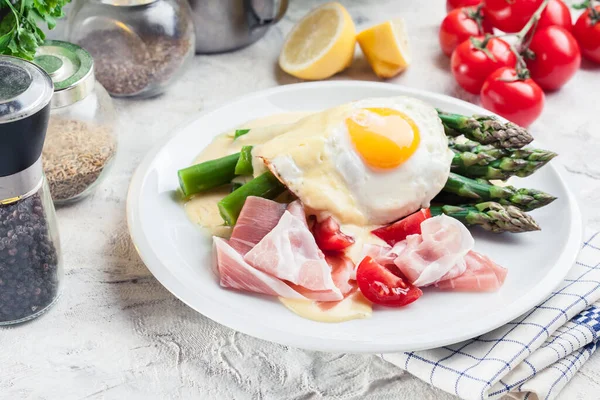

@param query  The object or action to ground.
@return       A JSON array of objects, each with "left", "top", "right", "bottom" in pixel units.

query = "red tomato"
[
  {"left": 538, "top": 0, "right": 572, "bottom": 32},
  {"left": 439, "top": 7, "right": 494, "bottom": 56},
  {"left": 484, "top": 0, "right": 543, "bottom": 33},
  {"left": 480, "top": 67, "right": 545, "bottom": 127},
  {"left": 573, "top": 6, "right": 600, "bottom": 64},
  {"left": 356, "top": 257, "right": 423, "bottom": 307},
  {"left": 446, "top": 0, "right": 482, "bottom": 13},
  {"left": 313, "top": 216, "right": 355, "bottom": 252},
  {"left": 451, "top": 36, "right": 517, "bottom": 94},
  {"left": 526, "top": 26, "right": 581, "bottom": 91},
  {"left": 371, "top": 209, "right": 431, "bottom": 246}
]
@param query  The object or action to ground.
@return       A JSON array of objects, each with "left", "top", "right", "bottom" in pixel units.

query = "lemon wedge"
[
  {"left": 356, "top": 18, "right": 411, "bottom": 79},
  {"left": 278, "top": 2, "right": 356, "bottom": 80}
]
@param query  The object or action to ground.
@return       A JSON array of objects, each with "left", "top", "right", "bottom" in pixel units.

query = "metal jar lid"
[{"left": 35, "top": 40, "right": 96, "bottom": 108}]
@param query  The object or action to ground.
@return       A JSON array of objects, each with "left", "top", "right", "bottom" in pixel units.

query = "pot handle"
[{"left": 251, "top": 0, "right": 289, "bottom": 27}]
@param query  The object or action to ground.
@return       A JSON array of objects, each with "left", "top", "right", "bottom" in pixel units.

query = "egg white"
[{"left": 253, "top": 96, "right": 453, "bottom": 226}]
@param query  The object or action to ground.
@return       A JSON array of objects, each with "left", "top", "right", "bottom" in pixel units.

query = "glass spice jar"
[
  {"left": 0, "top": 56, "right": 63, "bottom": 325},
  {"left": 35, "top": 40, "right": 118, "bottom": 205},
  {"left": 66, "top": 0, "right": 195, "bottom": 98}
]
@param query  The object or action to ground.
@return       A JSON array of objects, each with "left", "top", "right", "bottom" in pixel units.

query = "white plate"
[{"left": 127, "top": 82, "right": 582, "bottom": 353}]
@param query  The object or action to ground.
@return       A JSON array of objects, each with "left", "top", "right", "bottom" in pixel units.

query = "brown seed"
[{"left": 42, "top": 119, "right": 117, "bottom": 202}]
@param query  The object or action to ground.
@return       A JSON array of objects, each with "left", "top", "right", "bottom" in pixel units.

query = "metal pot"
[{"left": 188, "top": 0, "right": 288, "bottom": 54}]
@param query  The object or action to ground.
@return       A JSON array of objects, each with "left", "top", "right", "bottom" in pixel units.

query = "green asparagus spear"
[
  {"left": 178, "top": 153, "right": 240, "bottom": 197},
  {"left": 451, "top": 155, "right": 553, "bottom": 180},
  {"left": 438, "top": 111, "right": 533, "bottom": 149},
  {"left": 443, "top": 173, "right": 556, "bottom": 211},
  {"left": 218, "top": 172, "right": 287, "bottom": 225},
  {"left": 234, "top": 129, "right": 250, "bottom": 139},
  {"left": 235, "top": 146, "right": 254, "bottom": 175},
  {"left": 449, "top": 138, "right": 557, "bottom": 179},
  {"left": 448, "top": 138, "right": 557, "bottom": 162},
  {"left": 430, "top": 202, "right": 540, "bottom": 233}
]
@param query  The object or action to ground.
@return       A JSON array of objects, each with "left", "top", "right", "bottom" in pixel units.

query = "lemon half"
[{"left": 279, "top": 2, "right": 356, "bottom": 80}]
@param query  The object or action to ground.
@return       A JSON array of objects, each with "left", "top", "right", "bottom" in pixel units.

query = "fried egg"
[{"left": 253, "top": 97, "right": 453, "bottom": 226}]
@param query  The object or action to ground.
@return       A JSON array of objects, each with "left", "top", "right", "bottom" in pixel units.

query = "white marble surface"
[{"left": 3, "top": 1, "right": 600, "bottom": 399}]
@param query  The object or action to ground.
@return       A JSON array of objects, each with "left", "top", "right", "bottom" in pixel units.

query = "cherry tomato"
[
  {"left": 526, "top": 26, "right": 581, "bottom": 91},
  {"left": 480, "top": 67, "right": 545, "bottom": 127},
  {"left": 573, "top": 6, "right": 600, "bottom": 64},
  {"left": 439, "top": 7, "right": 494, "bottom": 56},
  {"left": 372, "top": 209, "right": 431, "bottom": 246},
  {"left": 356, "top": 256, "right": 423, "bottom": 307},
  {"left": 484, "top": 0, "right": 543, "bottom": 33},
  {"left": 538, "top": 0, "right": 572, "bottom": 32},
  {"left": 446, "top": 0, "right": 481, "bottom": 13},
  {"left": 313, "top": 216, "right": 354, "bottom": 252},
  {"left": 451, "top": 36, "right": 517, "bottom": 94}
]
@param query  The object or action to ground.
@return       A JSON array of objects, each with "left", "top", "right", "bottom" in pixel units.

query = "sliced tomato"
[
  {"left": 371, "top": 209, "right": 431, "bottom": 246},
  {"left": 356, "top": 257, "right": 423, "bottom": 307},
  {"left": 313, "top": 216, "right": 355, "bottom": 252}
]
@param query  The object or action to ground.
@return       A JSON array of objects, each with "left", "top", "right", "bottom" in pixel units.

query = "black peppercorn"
[{"left": 0, "top": 193, "right": 59, "bottom": 323}]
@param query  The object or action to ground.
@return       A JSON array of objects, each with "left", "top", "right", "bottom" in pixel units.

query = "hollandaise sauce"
[
  {"left": 185, "top": 112, "right": 310, "bottom": 238},
  {"left": 280, "top": 290, "right": 372, "bottom": 323},
  {"left": 184, "top": 111, "right": 374, "bottom": 323}
]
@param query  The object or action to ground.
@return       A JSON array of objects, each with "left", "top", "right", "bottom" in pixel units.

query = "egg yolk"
[{"left": 346, "top": 108, "right": 420, "bottom": 169}]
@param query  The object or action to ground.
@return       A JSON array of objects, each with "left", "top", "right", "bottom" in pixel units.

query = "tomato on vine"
[
  {"left": 525, "top": 26, "right": 581, "bottom": 91},
  {"left": 538, "top": 0, "right": 572, "bottom": 31},
  {"left": 439, "top": 7, "right": 494, "bottom": 56},
  {"left": 451, "top": 36, "right": 517, "bottom": 94},
  {"left": 573, "top": 5, "right": 600, "bottom": 64},
  {"left": 446, "top": 0, "right": 482, "bottom": 13},
  {"left": 484, "top": 0, "right": 543, "bottom": 33},
  {"left": 480, "top": 67, "right": 545, "bottom": 127}
]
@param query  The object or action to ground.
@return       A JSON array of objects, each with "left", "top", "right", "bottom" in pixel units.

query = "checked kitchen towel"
[{"left": 381, "top": 230, "right": 600, "bottom": 400}]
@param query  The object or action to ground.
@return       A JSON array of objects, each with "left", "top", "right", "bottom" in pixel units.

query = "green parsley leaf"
[{"left": 0, "top": 0, "right": 69, "bottom": 60}]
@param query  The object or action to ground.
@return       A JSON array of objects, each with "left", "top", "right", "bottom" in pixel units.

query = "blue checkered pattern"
[
  {"left": 574, "top": 306, "right": 600, "bottom": 332},
  {"left": 381, "top": 231, "right": 600, "bottom": 400}
]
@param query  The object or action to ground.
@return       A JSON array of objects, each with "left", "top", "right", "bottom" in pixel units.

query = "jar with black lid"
[{"left": 0, "top": 56, "right": 63, "bottom": 325}]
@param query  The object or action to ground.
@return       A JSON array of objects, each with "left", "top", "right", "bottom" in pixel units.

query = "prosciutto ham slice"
[
  {"left": 361, "top": 216, "right": 506, "bottom": 292},
  {"left": 229, "top": 197, "right": 286, "bottom": 255},
  {"left": 289, "top": 255, "right": 355, "bottom": 301},
  {"left": 286, "top": 200, "right": 308, "bottom": 225},
  {"left": 435, "top": 251, "right": 508, "bottom": 292},
  {"left": 361, "top": 243, "right": 399, "bottom": 266},
  {"left": 214, "top": 200, "right": 350, "bottom": 302},
  {"left": 327, "top": 254, "right": 355, "bottom": 296},
  {"left": 244, "top": 210, "right": 343, "bottom": 299},
  {"left": 394, "top": 215, "right": 474, "bottom": 287},
  {"left": 214, "top": 237, "right": 306, "bottom": 299},
  {"left": 214, "top": 197, "right": 507, "bottom": 302}
]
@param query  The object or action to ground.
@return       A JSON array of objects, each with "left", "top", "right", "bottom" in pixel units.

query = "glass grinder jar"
[
  {"left": 35, "top": 40, "right": 118, "bottom": 205},
  {"left": 0, "top": 56, "right": 63, "bottom": 325},
  {"left": 67, "top": 0, "right": 195, "bottom": 98}
]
